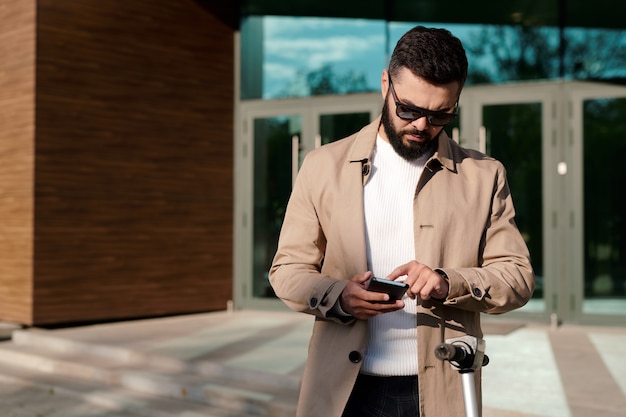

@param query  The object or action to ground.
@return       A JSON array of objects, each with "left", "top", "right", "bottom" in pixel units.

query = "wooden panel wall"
[
  {"left": 0, "top": 1, "right": 36, "bottom": 324},
  {"left": 31, "top": 0, "right": 234, "bottom": 325}
]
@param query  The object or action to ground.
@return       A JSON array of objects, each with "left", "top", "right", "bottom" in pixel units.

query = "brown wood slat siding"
[
  {"left": 32, "top": 0, "right": 234, "bottom": 325},
  {"left": 0, "top": 1, "right": 36, "bottom": 324}
]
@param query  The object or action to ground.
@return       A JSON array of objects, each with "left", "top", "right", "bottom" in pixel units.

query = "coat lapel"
[{"left": 335, "top": 117, "right": 379, "bottom": 274}]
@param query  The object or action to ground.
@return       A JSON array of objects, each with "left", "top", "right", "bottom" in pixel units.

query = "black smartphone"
[{"left": 365, "top": 277, "right": 409, "bottom": 303}]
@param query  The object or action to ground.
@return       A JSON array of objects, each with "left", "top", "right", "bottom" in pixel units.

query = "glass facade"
[
  {"left": 241, "top": 17, "right": 626, "bottom": 100},
  {"left": 237, "top": 10, "right": 626, "bottom": 323}
]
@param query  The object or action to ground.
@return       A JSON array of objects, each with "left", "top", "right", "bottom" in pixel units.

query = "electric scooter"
[{"left": 435, "top": 336, "right": 489, "bottom": 417}]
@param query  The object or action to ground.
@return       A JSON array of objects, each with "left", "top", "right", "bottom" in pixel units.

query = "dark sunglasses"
[{"left": 388, "top": 77, "right": 458, "bottom": 126}]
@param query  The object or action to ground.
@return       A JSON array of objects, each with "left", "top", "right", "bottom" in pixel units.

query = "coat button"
[
  {"left": 362, "top": 164, "right": 370, "bottom": 176},
  {"left": 473, "top": 288, "right": 482, "bottom": 297},
  {"left": 348, "top": 351, "right": 362, "bottom": 363},
  {"left": 309, "top": 297, "right": 318, "bottom": 308}
]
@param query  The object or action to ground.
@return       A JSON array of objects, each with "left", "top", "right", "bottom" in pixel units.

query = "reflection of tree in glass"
[
  {"left": 465, "top": 25, "right": 626, "bottom": 83},
  {"left": 277, "top": 64, "right": 374, "bottom": 97}
]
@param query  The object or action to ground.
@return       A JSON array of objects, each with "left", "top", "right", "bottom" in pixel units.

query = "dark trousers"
[{"left": 342, "top": 373, "right": 420, "bottom": 417}]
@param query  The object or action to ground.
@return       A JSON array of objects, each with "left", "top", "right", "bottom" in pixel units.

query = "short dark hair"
[{"left": 389, "top": 26, "right": 468, "bottom": 90}]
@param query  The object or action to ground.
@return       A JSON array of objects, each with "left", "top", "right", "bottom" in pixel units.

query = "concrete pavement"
[{"left": 0, "top": 310, "right": 624, "bottom": 416}]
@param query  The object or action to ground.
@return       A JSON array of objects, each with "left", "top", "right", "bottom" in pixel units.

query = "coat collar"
[
  {"left": 434, "top": 129, "right": 457, "bottom": 173},
  {"left": 347, "top": 116, "right": 380, "bottom": 163}
]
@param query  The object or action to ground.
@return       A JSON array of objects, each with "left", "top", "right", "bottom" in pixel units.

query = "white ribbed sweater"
[{"left": 361, "top": 135, "right": 430, "bottom": 376}]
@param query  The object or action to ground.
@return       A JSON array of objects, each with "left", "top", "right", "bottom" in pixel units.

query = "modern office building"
[{"left": 1, "top": 1, "right": 624, "bottom": 326}]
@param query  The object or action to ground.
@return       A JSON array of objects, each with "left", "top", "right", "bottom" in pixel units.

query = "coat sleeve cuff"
[{"left": 432, "top": 269, "right": 450, "bottom": 302}]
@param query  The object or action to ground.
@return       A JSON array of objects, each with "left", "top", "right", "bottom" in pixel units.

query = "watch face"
[{"left": 436, "top": 269, "right": 448, "bottom": 279}]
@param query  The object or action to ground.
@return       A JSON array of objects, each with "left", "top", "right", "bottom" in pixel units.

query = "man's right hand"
[{"left": 339, "top": 271, "right": 405, "bottom": 320}]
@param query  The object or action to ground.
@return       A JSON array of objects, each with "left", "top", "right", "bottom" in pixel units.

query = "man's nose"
[{"left": 411, "top": 116, "right": 430, "bottom": 130}]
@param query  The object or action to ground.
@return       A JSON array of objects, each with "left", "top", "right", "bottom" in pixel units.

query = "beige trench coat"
[{"left": 270, "top": 117, "right": 535, "bottom": 417}]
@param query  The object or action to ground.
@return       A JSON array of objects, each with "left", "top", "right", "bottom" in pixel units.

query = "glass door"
[
  {"left": 235, "top": 94, "right": 381, "bottom": 309},
  {"left": 569, "top": 82, "right": 626, "bottom": 324},
  {"left": 251, "top": 115, "right": 303, "bottom": 300},
  {"left": 483, "top": 102, "right": 545, "bottom": 310},
  {"left": 459, "top": 83, "right": 560, "bottom": 321},
  {"left": 463, "top": 81, "right": 626, "bottom": 325}
]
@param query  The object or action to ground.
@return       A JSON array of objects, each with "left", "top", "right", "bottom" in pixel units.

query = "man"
[{"left": 269, "top": 26, "right": 534, "bottom": 417}]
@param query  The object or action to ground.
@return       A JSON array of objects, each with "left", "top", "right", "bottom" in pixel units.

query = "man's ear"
[{"left": 381, "top": 69, "right": 389, "bottom": 100}]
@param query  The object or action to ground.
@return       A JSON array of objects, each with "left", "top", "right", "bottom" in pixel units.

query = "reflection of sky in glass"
[
  {"left": 254, "top": 17, "right": 502, "bottom": 98},
  {"left": 262, "top": 16, "right": 387, "bottom": 98},
  {"left": 259, "top": 17, "right": 487, "bottom": 98},
  {"left": 244, "top": 16, "right": 626, "bottom": 99}
]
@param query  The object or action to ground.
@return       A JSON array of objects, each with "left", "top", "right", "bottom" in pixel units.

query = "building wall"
[
  {"left": 0, "top": 1, "right": 36, "bottom": 324},
  {"left": 0, "top": 0, "right": 234, "bottom": 325}
]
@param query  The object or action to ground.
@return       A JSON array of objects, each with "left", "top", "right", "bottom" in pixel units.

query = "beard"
[{"left": 381, "top": 100, "right": 439, "bottom": 161}]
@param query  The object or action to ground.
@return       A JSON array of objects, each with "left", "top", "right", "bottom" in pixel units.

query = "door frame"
[
  {"left": 460, "top": 82, "right": 561, "bottom": 322},
  {"left": 566, "top": 81, "right": 626, "bottom": 325},
  {"left": 234, "top": 93, "right": 381, "bottom": 310}
]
